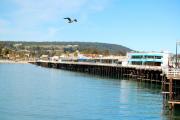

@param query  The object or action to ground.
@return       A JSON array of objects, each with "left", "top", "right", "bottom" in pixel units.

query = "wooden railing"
[{"left": 167, "top": 68, "right": 180, "bottom": 79}]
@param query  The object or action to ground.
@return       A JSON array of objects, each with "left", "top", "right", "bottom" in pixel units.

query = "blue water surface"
[{"left": 0, "top": 64, "right": 174, "bottom": 120}]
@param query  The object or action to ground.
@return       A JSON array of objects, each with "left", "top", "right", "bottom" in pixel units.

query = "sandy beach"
[{"left": 0, "top": 60, "right": 30, "bottom": 64}]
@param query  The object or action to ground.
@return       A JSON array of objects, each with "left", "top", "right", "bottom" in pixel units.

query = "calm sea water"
[{"left": 0, "top": 64, "right": 178, "bottom": 120}]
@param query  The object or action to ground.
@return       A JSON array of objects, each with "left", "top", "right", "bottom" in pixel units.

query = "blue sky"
[{"left": 0, "top": 0, "right": 179, "bottom": 52}]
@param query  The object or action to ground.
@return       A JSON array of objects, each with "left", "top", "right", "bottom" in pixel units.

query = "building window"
[
  {"left": 155, "top": 56, "right": 162, "bottom": 59},
  {"left": 131, "top": 61, "right": 142, "bottom": 65},
  {"left": 131, "top": 55, "right": 143, "bottom": 59},
  {"left": 144, "top": 62, "right": 161, "bottom": 66},
  {"left": 144, "top": 56, "right": 154, "bottom": 59}
]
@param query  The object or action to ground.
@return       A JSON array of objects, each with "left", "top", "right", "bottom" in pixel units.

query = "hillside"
[{"left": 0, "top": 41, "right": 132, "bottom": 56}]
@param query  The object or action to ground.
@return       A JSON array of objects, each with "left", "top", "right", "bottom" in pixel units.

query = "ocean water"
[{"left": 0, "top": 63, "right": 178, "bottom": 120}]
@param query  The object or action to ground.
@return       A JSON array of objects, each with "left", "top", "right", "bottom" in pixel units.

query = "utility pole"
[
  {"left": 176, "top": 42, "right": 177, "bottom": 68},
  {"left": 176, "top": 41, "right": 180, "bottom": 68}
]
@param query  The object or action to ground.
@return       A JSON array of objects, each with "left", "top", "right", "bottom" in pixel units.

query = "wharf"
[
  {"left": 162, "top": 69, "right": 180, "bottom": 110},
  {"left": 31, "top": 60, "right": 163, "bottom": 83},
  {"left": 30, "top": 61, "right": 180, "bottom": 110}
]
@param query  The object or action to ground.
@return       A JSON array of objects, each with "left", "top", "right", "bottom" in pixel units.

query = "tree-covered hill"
[{"left": 0, "top": 41, "right": 132, "bottom": 56}]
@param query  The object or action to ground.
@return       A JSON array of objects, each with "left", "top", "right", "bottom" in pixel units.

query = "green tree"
[
  {"left": 103, "top": 50, "right": 110, "bottom": 56},
  {"left": 74, "top": 51, "right": 78, "bottom": 57}
]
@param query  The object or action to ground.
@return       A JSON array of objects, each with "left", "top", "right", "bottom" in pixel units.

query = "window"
[
  {"left": 131, "top": 61, "right": 142, "bottom": 65},
  {"left": 144, "top": 56, "right": 154, "bottom": 59},
  {"left": 131, "top": 55, "right": 143, "bottom": 59},
  {"left": 144, "top": 62, "right": 161, "bottom": 66},
  {"left": 155, "top": 56, "right": 162, "bottom": 59}
]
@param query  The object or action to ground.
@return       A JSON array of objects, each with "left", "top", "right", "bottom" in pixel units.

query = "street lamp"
[{"left": 176, "top": 41, "right": 180, "bottom": 68}]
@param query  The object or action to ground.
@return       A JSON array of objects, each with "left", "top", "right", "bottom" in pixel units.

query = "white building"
[
  {"left": 50, "top": 56, "right": 59, "bottom": 62},
  {"left": 126, "top": 51, "right": 171, "bottom": 68}
]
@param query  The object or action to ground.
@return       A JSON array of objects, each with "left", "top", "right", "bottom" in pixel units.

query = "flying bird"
[{"left": 64, "top": 17, "right": 77, "bottom": 23}]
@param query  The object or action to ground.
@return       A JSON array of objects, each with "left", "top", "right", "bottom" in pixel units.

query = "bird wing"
[
  {"left": 64, "top": 17, "right": 71, "bottom": 22},
  {"left": 74, "top": 19, "right": 77, "bottom": 22}
]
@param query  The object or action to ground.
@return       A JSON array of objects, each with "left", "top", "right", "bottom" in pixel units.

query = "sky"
[{"left": 0, "top": 0, "right": 180, "bottom": 53}]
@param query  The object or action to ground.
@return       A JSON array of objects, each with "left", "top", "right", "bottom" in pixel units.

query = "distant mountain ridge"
[{"left": 0, "top": 41, "right": 132, "bottom": 55}]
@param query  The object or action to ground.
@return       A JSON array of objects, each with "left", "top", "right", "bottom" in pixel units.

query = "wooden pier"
[
  {"left": 163, "top": 69, "right": 180, "bottom": 110},
  {"left": 31, "top": 61, "right": 163, "bottom": 82},
  {"left": 30, "top": 61, "right": 180, "bottom": 110}
]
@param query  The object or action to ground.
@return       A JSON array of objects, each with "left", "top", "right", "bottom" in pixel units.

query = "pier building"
[{"left": 127, "top": 51, "right": 170, "bottom": 67}]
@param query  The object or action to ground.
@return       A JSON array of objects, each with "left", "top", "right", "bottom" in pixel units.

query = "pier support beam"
[{"left": 169, "top": 77, "right": 174, "bottom": 110}]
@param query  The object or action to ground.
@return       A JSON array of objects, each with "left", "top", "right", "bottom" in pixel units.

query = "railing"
[
  {"left": 125, "top": 64, "right": 162, "bottom": 70},
  {"left": 36, "top": 60, "right": 163, "bottom": 70},
  {"left": 167, "top": 68, "right": 180, "bottom": 79}
]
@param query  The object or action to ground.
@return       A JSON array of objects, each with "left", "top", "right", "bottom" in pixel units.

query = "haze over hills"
[{"left": 0, "top": 41, "right": 132, "bottom": 56}]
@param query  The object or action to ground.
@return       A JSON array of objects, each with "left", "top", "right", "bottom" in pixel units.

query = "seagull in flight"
[{"left": 64, "top": 17, "right": 77, "bottom": 23}]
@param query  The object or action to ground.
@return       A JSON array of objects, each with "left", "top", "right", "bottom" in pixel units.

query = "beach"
[{"left": 0, "top": 60, "right": 29, "bottom": 64}]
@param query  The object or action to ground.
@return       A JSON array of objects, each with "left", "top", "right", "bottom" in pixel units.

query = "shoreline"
[{"left": 0, "top": 60, "right": 30, "bottom": 64}]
